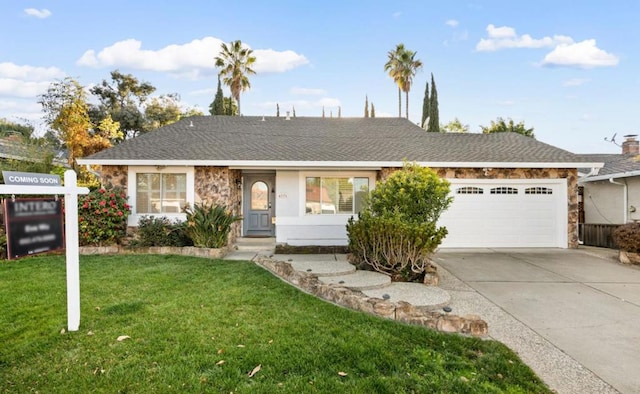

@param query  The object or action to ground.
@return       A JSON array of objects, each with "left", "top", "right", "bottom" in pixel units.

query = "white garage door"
[{"left": 438, "top": 180, "right": 567, "bottom": 248}]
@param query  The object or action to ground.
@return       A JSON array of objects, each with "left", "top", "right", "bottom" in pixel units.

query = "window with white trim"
[
  {"left": 456, "top": 186, "right": 484, "bottom": 194},
  {"left": 490, "top": 187, "right": 518, "bottom": 195},
  {"left": 305, "top": 177, "right": 369, "bottom": 215},
  {"left": 525, "top": 187, "right": 553, "bottom": 195},
  {"left": 136, "top": 173, "right": 187, "bottom": 213}
]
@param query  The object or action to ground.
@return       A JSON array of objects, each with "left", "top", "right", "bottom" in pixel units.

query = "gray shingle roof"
[
  {"left": 80, "top": 116, "right": 591, "bottom": 165},
  {"left": 578, "top": 153, "right": 640, "bottom": 176}
]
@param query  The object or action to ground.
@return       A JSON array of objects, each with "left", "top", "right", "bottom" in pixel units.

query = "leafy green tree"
[
  {"left": 215, "top": 40, "right": 256, "bottom": 116},
  {"left": 0, "top": 118, "right": 34, "bottom": 140},
  {"left": 364, "top": 95, "right": 369, "bottom": 118},
  {"left": 441, "top": 118, "right": 469, "bottom": 133},
  {"left": 90, "top": 70, "right": 156, "bottom": 140},
  {"left": 427, "top": 73, "right": 439, "bottom": 133},
  {"left": 145, "top": 94, "right": 182, "bottom": 130},
  {"left": 209, "top": 76, "right": 225, "bottom": 115},
  {"left": 420, "top": 81, "right": 429, "bottom": 129},
  {"left": 481, "top": 117, "right": 535, "bottom": 138}
]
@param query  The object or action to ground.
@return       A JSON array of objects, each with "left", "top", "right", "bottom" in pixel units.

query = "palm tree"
[
  {"left": 384, "top": 44, "right": 406, "bottom": 117},
  {"left": 215, "top": 40, "right": 256, "bottom": 116},
  {"left": 399, "top": 49, "right": 422, "bottom": 120}
]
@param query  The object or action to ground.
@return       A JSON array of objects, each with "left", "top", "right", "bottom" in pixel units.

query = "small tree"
[
  {"left": 371, "top": 103, "right": 376, "bottom": 118},
  {"left": 427, "top": 73, "right": 439, "bottom": 133},
  {"left": 480, "top": 117, "right": 535, "bottom": 138},
  {"left": 276, "top": 103, "right": 280, "bottom": 117},
  {"left": 364, "top": 95, "right": 369, "bottom": 118},
  {"left": 347, "top": 163, "right": 452, "bottom": 281},
  {"left": 442, "top": 118, "right": 469, "bottom": 133},
  {"left": 421, "top": 81, "right": 429, "bottom": 129}
]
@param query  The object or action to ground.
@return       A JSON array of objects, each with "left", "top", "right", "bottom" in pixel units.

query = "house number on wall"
[{"left": 278, "top": 193, "right": 288, "bottom": 199}]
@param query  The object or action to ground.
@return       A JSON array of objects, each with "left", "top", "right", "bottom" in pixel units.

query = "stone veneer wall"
[
  {"left": 378, "top": 167, "right": 579, "bottom": 248},
  {"left": 100, "top": 165, "right": 128, "bottom": 192},
  {"left": 194, "top": 167, "right": 242, "bottom": 244}
]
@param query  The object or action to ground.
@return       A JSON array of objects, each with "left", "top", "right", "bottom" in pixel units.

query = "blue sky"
[{"left": 1, "top": 1, "right": 638, "bottom": 153}]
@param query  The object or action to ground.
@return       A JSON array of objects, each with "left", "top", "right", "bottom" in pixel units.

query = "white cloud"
[
  {"left": 542, "top": 40, "right": 619, "bottom": 68},
  {"left": 0, "top": 62, "right": 65, "bottom": 81},
  {"left": 0, "top": 79, "right": 51, "bottom": 98},
  {"left": 24, "top": 8, "right": 51, "bottom": 19},
  {"left": 446, "top": 19, "right": 459, "bottom": 27},
  {"left": 476, "top": 24, "right": 573, "bottom": 51},
  {"left": 563, "top": 78, "right": 590, "bottom": 87},
  {"left": 189, "top": 88, "right": 216, "bottom": 96},
  {"left": 392, "top": 11, "right": 402, "bottom": 18},
  {"left": 290, "top": 87, "right": 326, "bottom": 96},
  {"left": 77, "top": 37, "right": 309, "bottom": 79}
]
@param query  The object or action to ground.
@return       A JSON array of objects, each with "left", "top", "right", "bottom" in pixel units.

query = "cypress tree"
[
  {"left": 209, "top": 76, "right": 225, "bottom": 115},
  {"left": 338, "top": 106, "right": 342, "bottom": 118},
  {"left": 292, "top": 106, "right": 296, "bottom": 117},
  {"left": 371, "top": 103, "right": 376, "bottom": 118},
  {"left": 276, "top": 103, "right": 280, "bottom": 117},
  {"left": 322, "top": 106, "right": 325, "bottom": 118},
  {"left": 364, "top": 95, "right": 369, "bottom": 118},
  {"left": 427, "top": 73, "right": 439, "bottom": 133},
  {"left": 421, "top": 81, "right": 429, "bottom": 129}
]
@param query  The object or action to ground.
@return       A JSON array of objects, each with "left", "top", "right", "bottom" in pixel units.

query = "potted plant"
[{"left": 613, "top": 222, "right": 640, "bottom": 264}]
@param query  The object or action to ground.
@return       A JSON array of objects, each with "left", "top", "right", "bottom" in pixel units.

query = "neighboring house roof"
[
  {"left": 578, "top": 153, "right": 640, "bottom": 182},
  {"left": 0, "top": 137, "right": 68, "bottom": 166},
  {"left": 78, "top": 116, "right": 600, "bottom": 169}
]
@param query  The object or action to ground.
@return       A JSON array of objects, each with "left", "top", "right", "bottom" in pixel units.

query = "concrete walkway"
[{"left": 435, "top": 247, "right": 637, "bottom": 394}]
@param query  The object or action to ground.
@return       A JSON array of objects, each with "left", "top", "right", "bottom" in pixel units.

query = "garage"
[{"left": 438, "top": 179, "right": 568, "bottom": 248}]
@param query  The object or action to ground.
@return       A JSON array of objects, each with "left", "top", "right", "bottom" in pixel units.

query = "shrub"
[
  {"left": 347, "top": 213, "right": 447, "bottom": 281},
  {"left": 184, "top": 202, "right": 242, "bottom": 248},
  {"left": 613, "top": 222, "right": 640, "bottom": 253},
  {"left": 131, "top": 216, "right": 193, "bottom": 247},
  {"left": 78, "top": 186, "right": 130, "bottom": 246},
  {"left": 347, "top": 163, "right": 452, "bottom": 282}
]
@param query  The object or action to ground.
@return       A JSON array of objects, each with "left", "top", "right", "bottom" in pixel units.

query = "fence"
[{"left": 580, "top": 223, "right": 621, "bottom": 249}]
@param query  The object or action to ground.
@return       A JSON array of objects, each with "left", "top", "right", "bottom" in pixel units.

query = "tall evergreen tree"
[
  {"left": 364, "top": 95, "right": 369, "bottom": 118},
  {"left": 276, "top": 103, "right": 280, "bottom": 117},
  {"left": 371, "top": 103, "right": 376, "bottom": 118},
  {"left": 427, "top": 73, "right": 439, "bottom": 133},
  {"left": 292, "top": 106, "right": 296, "bottom": 117},
  {"left": 338, "top": 106, "right": 342, "bottom": 118},
  {"left": 209, "top": 76, "right": 225, "bottom": 115},
  {"left": 322, "top": 106, "right": 325, "bottom": 118},
  {"left": 420, "top": 81, "right": 429, "bottom": 129}
]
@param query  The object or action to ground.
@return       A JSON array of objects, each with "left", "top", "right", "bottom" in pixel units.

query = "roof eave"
[
  {"left": 76, "top": 159, "right": 604, "bottom": 169},
  {"left": 579, "top": 169, "right": 640, "bottom": 183}
]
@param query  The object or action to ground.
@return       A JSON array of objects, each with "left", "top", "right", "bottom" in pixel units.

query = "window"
[
  {"left": 490, "top": 187, "right": 518, "bottom": 195},
  {"left": 525, "top": 187, "right": 553, "bottom": 195},
  {"left": 456, "top": 187, "right": 484, "bottom": 194},
  {"left": 251, "top": 181, "right": 269, "bottom": 210},
  {"left": 136, "top": 173, "right": 187, "bottom": 213},
  {"left": 305, "top": 177, "right": 369, "bottom": 215}
]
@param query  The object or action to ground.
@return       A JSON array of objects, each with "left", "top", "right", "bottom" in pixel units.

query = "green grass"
[{"left": 0, "top": 254, "right": 551, "bottom": 393}]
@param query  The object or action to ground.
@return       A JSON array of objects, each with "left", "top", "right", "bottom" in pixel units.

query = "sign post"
[{"left": 1, "top": 170, "right": 89, "bottom": 331}]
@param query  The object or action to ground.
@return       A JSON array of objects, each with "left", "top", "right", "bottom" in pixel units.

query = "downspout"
[{"left": 609, "top": 178, "right": 628, "bottom": 223}]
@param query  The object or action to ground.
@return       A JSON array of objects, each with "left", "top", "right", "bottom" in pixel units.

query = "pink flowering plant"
[{"left": 78, "top": 186, "right": 131, "bottom": 246}]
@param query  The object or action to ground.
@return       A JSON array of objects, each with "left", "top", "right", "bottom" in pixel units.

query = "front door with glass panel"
[{"left": 243, "top": 175, "right": 275, "bottom": 237}]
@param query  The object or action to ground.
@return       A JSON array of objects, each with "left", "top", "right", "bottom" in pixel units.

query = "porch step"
[{"left": 234, "top": 237, "right": 276, "bottom": 252}]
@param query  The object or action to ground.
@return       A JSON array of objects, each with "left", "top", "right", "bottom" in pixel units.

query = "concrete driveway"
[{"left": 435, "top": 248, "right": 640, "bottom": 394}]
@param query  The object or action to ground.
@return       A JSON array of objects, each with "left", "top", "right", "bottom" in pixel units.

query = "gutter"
[
  {"left": 609, "top": 178, "right": 628, "bottom": 223},
  {"left": 579, "top": 169, "right": 640, "bottom": 183}
]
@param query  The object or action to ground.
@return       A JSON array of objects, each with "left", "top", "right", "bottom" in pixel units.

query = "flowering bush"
[{"left": 78, "top": 186, "right": 130, "bottom": 246}]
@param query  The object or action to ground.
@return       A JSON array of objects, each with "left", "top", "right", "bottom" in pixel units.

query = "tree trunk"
[
  {"left": 405, "top": 90, "right": 409, "bottom": 119},
  {"left": 237, "top": 95, "right": 241, "bottom": 116},
  {"left": 397, "top": 88, "right": 401, "bottom": 117}
]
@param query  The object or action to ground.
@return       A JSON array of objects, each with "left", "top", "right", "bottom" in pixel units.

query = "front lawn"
[{"left": 0, "top": 254, "right": 550, "bottom": 393}]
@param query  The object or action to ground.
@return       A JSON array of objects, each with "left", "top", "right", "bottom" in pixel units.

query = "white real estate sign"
[{"left": 1, "top": 170, "right": 89, "bottom": 331}]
